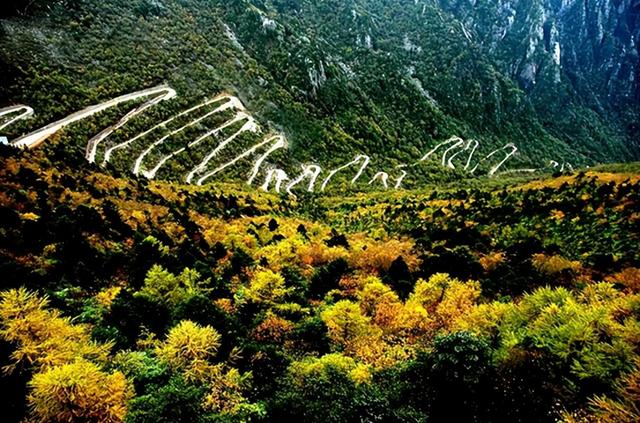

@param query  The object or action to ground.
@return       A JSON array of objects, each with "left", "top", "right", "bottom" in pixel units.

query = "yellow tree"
[
  {"left": 138, "top": 265, "right": 207, "bottom": 307},
  {"left": 289, "top": 353, "right": 371, "bottom": 386},
  {"left": 203, "top": 367, "right": 252, "bottom": 415},
  {"left": 29, "top": 359, "right": 132, "bottom": 423},
  {"left": 407, "top": 273, "right": 481, "bottom": 331},
  {"left": 155, "top": 320, "right": 221, "bottom": 382},
  {"left": 242, "top": 269, "right": 290, "bottom": 305},
  {"left": 320, "top": 300, "right": 404, "bottom": 368},
  {"left": 156, "top": 320, "right": 256, "bottom": 417},
  {"left": 321, "top": 300, "right": 373, "bottom": 347},
  {"left": 0, "top": 288, "right": 110, "bottom": 371},
  {"left": 0, "top": 289, "right": 130, "bottom": 422},
  {"left": 357, "top": 276, "right": 401, "bottom": 317}
]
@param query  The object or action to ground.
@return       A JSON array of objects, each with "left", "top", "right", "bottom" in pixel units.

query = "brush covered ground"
[{"left": 1, "top": 145, "right": 640, "bottom": 422}]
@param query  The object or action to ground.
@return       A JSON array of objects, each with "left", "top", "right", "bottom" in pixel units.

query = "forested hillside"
[{"left": 0, "top": 0, "right": 638, "bottom": 189}]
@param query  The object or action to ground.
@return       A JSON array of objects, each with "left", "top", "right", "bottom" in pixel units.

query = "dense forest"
[{"left": 1, "top": 144, "right": 640, "bottom": 422}]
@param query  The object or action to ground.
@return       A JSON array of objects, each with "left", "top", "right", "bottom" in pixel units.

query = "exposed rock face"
[{"left": 439, "top": 0, "right": 640, "bottom": 102}]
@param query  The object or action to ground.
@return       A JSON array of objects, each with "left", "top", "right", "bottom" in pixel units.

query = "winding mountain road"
[
  {"left": 260, "top": 168, "right": 289, "bottom": 193},
  {"left": 0, "top": 106, "right": 34, "bottom": 131},
  {"left": 0, "top": 84, "right": 561, "bottom": 195},
  {"left": 10, "top": 86, "right": 176, "bottom": 152},
  {"left": 195, "top": 132, "right": 286, "bottom": 186},
  {"left": 320, "top": 154, "right": 370, "bottom": 191},
  {"left": 102, "top": 95, "right": 229, "bottom": 165},
  {"left": 134, "top": 95, "right": 244, "bottom": 177},
  {"left": 285, "top": 165, "right": 323, "bottom": 196}
]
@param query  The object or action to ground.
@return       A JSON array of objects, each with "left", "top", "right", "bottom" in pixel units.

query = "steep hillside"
[
  {"left": 0, "top": 0, "right": 637, "bottom": 191},
  {"left": 439, "top": 0, "right": 640, "bottom": 159}
]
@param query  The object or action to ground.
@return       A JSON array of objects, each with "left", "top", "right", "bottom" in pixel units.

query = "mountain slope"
[
  {"left": 0, "top": 0, "right": 638, "bottom": 190},
  {"left": 438, "top": 0, "right": 640, "bottom": 159}
]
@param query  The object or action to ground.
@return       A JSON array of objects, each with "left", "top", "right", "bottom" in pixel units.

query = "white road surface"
[
  {"left": 11, "top": 86, "right": 176, "bottom": 152},
  {"left": 0, "top": 105, "right": 34, "bottom": 131}
]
